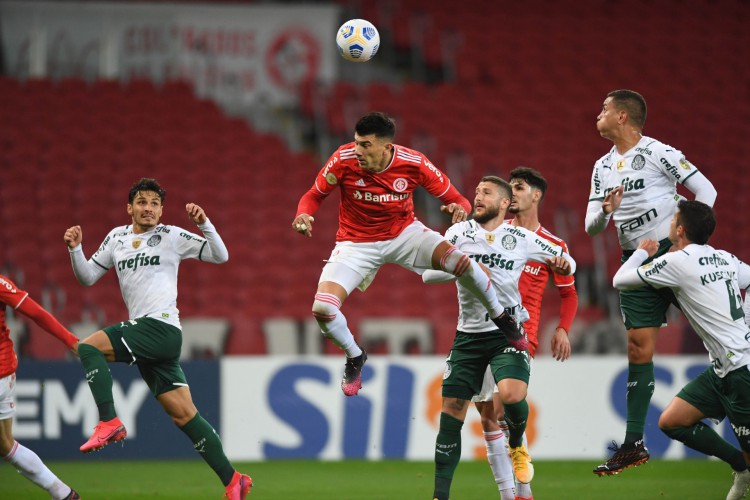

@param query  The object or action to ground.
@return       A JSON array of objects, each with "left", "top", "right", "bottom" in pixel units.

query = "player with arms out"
[
  {"left": 422, "top": 176, "right": 576, "bottom": 500},
  {"left": 471, "top": 167, "right": 579, "bottom": 500},
  {"left": 0, "top": 274, "right": 80, "bottom": 499},
  {"left": 63, "top": 178, "right": 251, "bottom": 500},
  {"left": 292, "top": 112, "right": 525, "bottom": 396},
  {"left": 612, "top": 200, "right": 750, "bottom": 500},
  {"left": 586, "top": 89, "right": 717, "bottom": 475}
]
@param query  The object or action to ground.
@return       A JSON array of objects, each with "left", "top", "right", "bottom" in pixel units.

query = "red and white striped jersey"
[{"left": 0, "top": 275, "right": 28, "bottom": 378}]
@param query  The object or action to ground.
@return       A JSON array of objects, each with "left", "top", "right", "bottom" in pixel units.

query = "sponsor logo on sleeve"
[
  {"left": 325, "top": 172, "right": 338, "bottom": 185},
  {"left": 679, "top": 158, "right": 693, "bottom": 170}
]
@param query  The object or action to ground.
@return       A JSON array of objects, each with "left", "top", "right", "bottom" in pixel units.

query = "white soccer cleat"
[{"left": 727, "top": 469, "right": 750, "bottom": 500}]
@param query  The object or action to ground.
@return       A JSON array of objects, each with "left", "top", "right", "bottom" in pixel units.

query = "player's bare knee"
[{"left": 0, "top": 433, "right": 14, "bottom": 456}]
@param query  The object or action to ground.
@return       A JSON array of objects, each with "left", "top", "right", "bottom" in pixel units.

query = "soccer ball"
[{"left": 336, "top": 19, "right": 380, "bottom": 62}]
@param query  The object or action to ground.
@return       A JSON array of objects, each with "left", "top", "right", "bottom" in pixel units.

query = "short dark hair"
[
  {"left": 355, "top": 112, "right": 396, "bottom": 140},
  {"left": 129, "top": 178, "right": 166, "bottom": 204},
  {"left": 480, "top": 175, "right": 512, "bottom": 200},
  {"left": 509, "top": 166, "right": 547, "bottom": 200},
  {"left": 607, "top": 89, "right": 647, "bottom": 129},
  {"left": 676, "top": 200, "right": 715, "bottom": 244}
]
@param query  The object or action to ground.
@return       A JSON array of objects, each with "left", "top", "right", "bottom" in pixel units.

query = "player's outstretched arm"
[
  {"left": 682, "top": 171, "right": 717, "bottom": 207},
  {"left": 64, "top": 225, "right": 107, "bottom": 286},
  {"left": 612, "top": 240, "right": 659, "bottom": 289},
  {"left": 17, "top": 296, "right": 79, "bottom": 351},
  {"left": 186, "top": 203, "right": 229, "bottom": 264}
]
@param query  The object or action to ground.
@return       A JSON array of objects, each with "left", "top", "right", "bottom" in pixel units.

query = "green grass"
[{"left": 0, "top": 459, "right": 733, "bottom": 499}]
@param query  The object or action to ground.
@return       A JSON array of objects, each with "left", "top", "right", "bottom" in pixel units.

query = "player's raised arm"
[
  {"left": 16, "top": 296, "right": 79, "bottom": 353},
  {"left": 186, "top": 203, "right": 229, "bottom": 264},
  {"left": 64, "top": 225, "right": 108, "bottom": 286}
]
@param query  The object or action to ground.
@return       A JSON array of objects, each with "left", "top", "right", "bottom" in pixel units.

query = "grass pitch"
[{"left": 0, "top": 458, "right": 732, "bottom": 499}]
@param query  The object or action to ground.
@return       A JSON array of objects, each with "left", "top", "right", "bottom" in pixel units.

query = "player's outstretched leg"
[
  {"left": 593, "top": 440, "right": 649, "bottom": 476},
  {"left": 224, "top": 471, "right": 253, "bottom": 500},
  {"left": 342, "top": 345, "right": 368, "bottom": 396},
  {"left": 3, "top": 440, "right": 81, "bottom": 498},
  {"left": 727, "top": 469, "right": 750, "bottom": 500}
]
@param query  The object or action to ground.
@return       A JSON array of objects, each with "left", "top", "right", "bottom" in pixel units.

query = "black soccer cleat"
[
  {"left": 593, "top": 440, "right": 650, "bottom": 476},
  {"left": 64, "top": 489, "right": 81, "bottom": 500},
  {"left": 492, "top": 313, "right": 528, "bottom": 351},
  {"left": 341, "top": 347, "right": 368, "bottom": 396}
]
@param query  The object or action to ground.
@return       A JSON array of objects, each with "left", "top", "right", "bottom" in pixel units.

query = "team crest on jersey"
[
  {"left": 485, "top": 233, "right": 496, "bottom": 244},
  {"left": 132, "top": 239, "right": 142, "bottom": 249},
  {"left": 392, "top": 178, "right": 408, "bottom": 192},
  {"left": 501, "top": 234, "right": 517, "bottom": 250},
  {"left": 679, "top": 158, "right": 693, "bottom": 170},
  {"left": 632, "top": 154, "right": 646, "bottom": 170},
  {"left": 147, "top": 235, "right": 162, "bottom": 247},
  {"left": 325, "top": 172, "right": 338, "bottom": 185},
  {"left": 616, "top": 159, "right": 626, "bottom": 171}
]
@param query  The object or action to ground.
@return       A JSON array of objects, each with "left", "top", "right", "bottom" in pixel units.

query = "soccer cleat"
[
  {"left": 593, "top": 440, "right": 650, "bottom": 476},
  {"left": 224, "top": 471, "right": 253, "bottom": 500},
  {"left": 727, "top": 468, "right": 750, "bottom": 500},
  {"left": 493, "top": 313, "right": 528, "bottom": 351},
  {"left": 64, "top": 489, "right": 81, "bottom": 500},
  {"left": 510, "top": 445, "right": 534, "bottom": 484},
  {"left": 515, "top": 497, "right": 533, "bottom": 500},
  {"left": 79, "top": 417, "right": 127, "bottom": 453},
  {"left": 341, "top": 347, "right": 368, "bottom": 396}
]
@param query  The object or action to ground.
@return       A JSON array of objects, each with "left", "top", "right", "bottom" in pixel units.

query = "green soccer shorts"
[
  {"left": 103, "top": 317, "right": 188, "bottom": 397},
  {"left": 619, "top": 237, "right": 678, "bottom": 329},
  {"left": 677, "top": 365, "right": 750, "bottom": 453},
  {"left": 441, "top": 330, "right": 530, "bottom": 401}
]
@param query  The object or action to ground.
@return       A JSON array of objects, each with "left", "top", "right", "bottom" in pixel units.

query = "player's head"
[
  {"left": 597, "top": 90, "right": 647, "bottom": 137},
  {"left": 127, "top": 178, "right": 165, "bottom": 230},
  {"left": 671, "top": 200, "right": 715, "bottom": 245},
  {"left": 508, "top": 166, "right": 547, "bottom": 215},
  {"left": 353, "top": 112, "right": 396, "bottom": 172},
  {"left": 473, "top": 175, "right": 512, "bottom": 224}
]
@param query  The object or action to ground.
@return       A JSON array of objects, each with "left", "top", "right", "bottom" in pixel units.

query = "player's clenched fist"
[
  {"left": 186, "top": 203, "right": 207, "bottom": 225},
  {"left": 292, "top": 214, "right": 315, "bottom": 238},
  {"left": 64, "top": 226, "right": 83, "bottom": 248}
]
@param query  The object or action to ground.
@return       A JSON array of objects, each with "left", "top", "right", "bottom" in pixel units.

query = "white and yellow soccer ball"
[{"left": 336, "top": 19, "right": 380, "bottom": 62}]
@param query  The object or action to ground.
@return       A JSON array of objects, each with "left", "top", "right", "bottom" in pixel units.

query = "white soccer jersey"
[
  {"left": 444, "top": 220, "right": 573, "bottom": 333},
  {"left": 637, "top": 244, "right": 750, "bottom": 377},
  {"left": 72, "top": 221, "right": 227, "bottom": 329},
  {"left": 588, "top": 136, "right": 701, "bottom": 249}
]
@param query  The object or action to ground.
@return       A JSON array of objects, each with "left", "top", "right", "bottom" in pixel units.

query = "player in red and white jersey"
[
  {"left": 0, "top": 274, "right": 80, "bottom": 499},
  {"left": 293, "top": 112, "right": 527, "bottom": 397},
  {"left": 507, "top": 167, "right": 578, "bottom": 359}
]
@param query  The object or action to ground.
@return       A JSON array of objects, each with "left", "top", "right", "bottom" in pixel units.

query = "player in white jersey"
[
  {"left": 63, "top": 178, "right": 252, "bottom": 500},
  {"left": 612, "top": 200, "right": 750, "bottom": 500},
  {"left": 423, "top": 176, "right": 576, "bottom": 500},
  {"left": 586, "top": 89, "right": 718, "bottom": 475}
]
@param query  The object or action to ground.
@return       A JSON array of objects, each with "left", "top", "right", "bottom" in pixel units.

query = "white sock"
[
  {"left": 445, "top": 252, "right": 503, "bottom": 318},
  {"left": 515, "top": 433, "right": 533, "bottom": 498},
  {"left": 4, "top": 441, "right": 72, "bottom": 499},
  {"left": 313, "top": 293, "right": 361, "bottom": 357},
  {"left": 484, "top": 430, "right": 515, "bottom": 499}
]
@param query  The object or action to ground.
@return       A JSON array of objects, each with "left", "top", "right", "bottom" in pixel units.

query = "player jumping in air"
[
  {"left": 586, "top": 90, "right": 717, "bottom": 475},
  {"left": 292, "top": 112, "right": 525, "bottom": 397}
]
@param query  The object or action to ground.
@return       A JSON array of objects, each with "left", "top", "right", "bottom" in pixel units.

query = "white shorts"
[
  {"left": 319, "top": 220, "right": 445, "bottom": 293},
  {"left": 0, "top": 373, "right": 16, "bottom": 420}
]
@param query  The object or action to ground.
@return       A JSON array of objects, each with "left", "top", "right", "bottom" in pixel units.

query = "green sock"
[
  {"left": 504, "top": 400, "right": 529, "bottom": 448},
  {"left": 663, "top": 423, "right": 747, "bottom": 470},
  {"left": 180, "top": 412, "right": 235, "bottom": 486},
  {"left": 625, "top": 362, "right": 654, "bottom": 444},
  {"left": 78, "top": 344, "right": 117, "bottom": 421},
  {"left": 433, "top": 412, "right": 464, "bottom": 500}
]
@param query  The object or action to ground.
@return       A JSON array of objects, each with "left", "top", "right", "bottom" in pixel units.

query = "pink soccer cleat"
[
  {"left": 79, "top": 417, "right": 127, "bottom": 453},
  {"left": 341, "top": 347, "right": 368, "bottom": 396},
  {"left": 224, "top": 471, "right": 253, "bottom": 500}
]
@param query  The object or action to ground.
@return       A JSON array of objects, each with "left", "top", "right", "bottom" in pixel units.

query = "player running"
[
  {"left": 0, "top": 274, "right": 81, "bottom": 499},
  {"left": 612, "top": 200, "right": 750, "bottom": 500},
  {"left": 586, "top": 89, "right": 717, "bottom": 475},
  {"left": 292, "top": 112, "right": 525, "bottom": 397},
  {"left": 422, "top": 176, "right": 576, "bottom": 500},
  {"left": 63, "top": 178, "right": 251, "bottom": 500}
]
